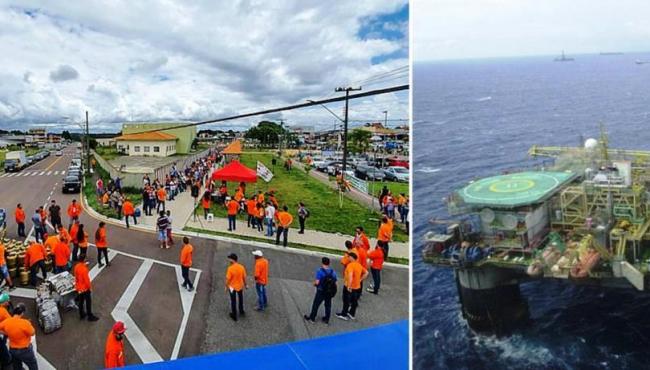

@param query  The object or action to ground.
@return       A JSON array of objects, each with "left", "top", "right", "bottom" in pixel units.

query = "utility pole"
[
  {"left": 383, "top": 110, "right": 388, "bottom": 127},
  {"left": 335, "top": 86, "right": 361, "bottom": 173},
  {"left": 85, "top": 111, "right": 90, "bottom": 174}
]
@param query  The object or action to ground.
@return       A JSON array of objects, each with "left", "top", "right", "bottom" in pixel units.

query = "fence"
[{"left": 152, "top": 148, "right": 212, "bottom": 184}]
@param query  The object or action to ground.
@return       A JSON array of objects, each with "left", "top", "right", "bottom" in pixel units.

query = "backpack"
[
  {"left": 320, "top": 268, "right": 337, "bottom": 298},
  {"left": 304, "top": 208, "right": 310, "bottom": 218}
]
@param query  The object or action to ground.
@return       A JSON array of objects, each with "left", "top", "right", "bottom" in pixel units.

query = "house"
[
  {"left": 115, "top": 131, "right": 178, "bottom": 157},
  {"left": 122, "top": 122, "right": 196, "bottom": 154}
]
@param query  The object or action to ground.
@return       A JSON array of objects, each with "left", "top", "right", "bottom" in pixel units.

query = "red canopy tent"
[{"left": 211, "top": 160, "right": 257, "bottom": 183}]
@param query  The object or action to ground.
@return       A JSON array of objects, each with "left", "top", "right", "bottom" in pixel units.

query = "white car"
[
  {"left": 383, "top": 166, "right": 410, "bottom": 182},
  {"left": 55, "top": 151, "right": 63, "bottom": 156}
]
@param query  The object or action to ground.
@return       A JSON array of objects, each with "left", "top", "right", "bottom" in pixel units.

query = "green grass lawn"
[
  {"left": 369, "top": 181, "right": 410, "bottom": 198},
  {"left": 94, "top": 146, "right": 124, "bottom": 161},
  {"left": 83, "top": 156, "right": 142, "bottom": 219},
  {"left": 206, "top": 153, "right": 408, "bottom": 242}
]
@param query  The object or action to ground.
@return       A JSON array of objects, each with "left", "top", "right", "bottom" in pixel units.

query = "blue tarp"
[{"left": 127, "top": 320, "right": 408, "bottom": 370}]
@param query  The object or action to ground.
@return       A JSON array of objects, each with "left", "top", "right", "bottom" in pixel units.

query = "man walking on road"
[
  {"left": 31, "top": 209, "right": 44, "bottom": 243},
  {"left": 67, "top": 199, "right": 82, "bottom": 229},
  {"left": 180, "top": 237, "right": 194, "bottom": 292},
  {"left": 336, "top": 252, "right": 368, "bottom": 321},
  {"left": 367, "top": 245, "right": 385, "bottom": 294},
  {"left": 304, "top": 257, "right": 337, "bottom": 324},
  {"left": 24, "top": 241, "right": 47, "bottom": 286},
  {"left": 122, "top": 198, "right": 136, "bottom": 228},
  {"left": 156, "top": 211, "right": 170, "bottom": 249},
  {"left": 0, "top": 303, "right": 37, "bottom": 370},
  {"left": 52, "top": 236, "right": 71, "bottom": 274},
  {"left": 74, "top": 254, "right": 99, "bottom": 322},
  {"left": 105, "top": 321, "right": 126, "bottom": 368},
  {"left": 225, "top": 253, "right": 247, "bottom": 321},
  {"left": 48, "top": 200, "right": 62, "bottom": 230},
  {"left": 14, "top": 204, "right": 26, "bottom": 238},
  {"left": 252, "top": 250, "right": 268, "bottom": 311},
  {"left": 275, "top": 206, "right": 293, "bottom": 247},
  {"left": 95, "top": 222, "right": 110, "bottom": 267}
]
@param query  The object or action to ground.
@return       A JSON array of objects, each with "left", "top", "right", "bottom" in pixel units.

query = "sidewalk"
[
  {"left": 138, "top": 190, "right": 197, "bottom": 231},
  {"left": 185, "top": 215, "right": 409, "bottom": 259}
]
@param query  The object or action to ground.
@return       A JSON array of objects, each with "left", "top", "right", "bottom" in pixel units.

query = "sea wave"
[{"left": 476, "top": 96, "right": 492, "bottom": 102}]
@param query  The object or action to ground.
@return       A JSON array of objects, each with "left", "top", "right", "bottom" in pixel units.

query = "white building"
[{"left": 115, "top": 131, "right": 178, "bottom": 157}]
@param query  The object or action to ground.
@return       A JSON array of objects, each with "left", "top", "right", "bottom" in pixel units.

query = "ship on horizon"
[{"left": 554, "top": 50, "right": 574, "bottom": 62}]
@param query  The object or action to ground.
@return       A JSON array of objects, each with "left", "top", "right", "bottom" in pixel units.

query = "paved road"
[{"left": 0, "top": 146, "right": 409, "bottom": 369}]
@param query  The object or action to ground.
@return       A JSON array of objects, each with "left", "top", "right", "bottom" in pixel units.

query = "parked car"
[
  {"left": 62, "top": 175, "right": 81, "bottom": 193},
  {"left": 383, "top": 166, "right": 410, "bottom": 182},
  {"left": 317, "top": 160, "right": 337, "bottom": 172},
  {"left": 326, "top": 162, "right": 343, "bottom": 176},
  {"left": 26, "top": 156, "right": 34, "bottom": 165},
  {"left": 55, "top": 151, "right": 63, "bottom": 156},
  {"left": 355, "top": 165, "right": 386, "bottom": 181},
  {"left": 67, "top": 169, "right": 82, "bottom": 180}
]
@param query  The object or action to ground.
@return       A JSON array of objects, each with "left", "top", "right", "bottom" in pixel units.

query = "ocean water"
[{"left": 413, "top": 53, "right": 650, "bottom": 370}]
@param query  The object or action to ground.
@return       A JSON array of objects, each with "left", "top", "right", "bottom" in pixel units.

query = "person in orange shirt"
[
  {"left": 0, "top": 293, "right": 10, "bottom": 363},
  {"left": 0, "top": 303, "right": 37, "bottom": 369},
  {"left": 52, "top": 236, "right": 71, "bottom": 274},
  {"left": 246, "top": 198, "right": 257, "bottom": 228},
  {"left": 377, "top": 216, "right": 393, "bottom": 259},
  {"left": 252, "top": 250, "right": 268, "bottom": 311},
  {"left": 14, "top": 203, "right": 26, "bottom": 237},
  {"left": 76, "top": 224, "right": 89, "bottom": 261},
  {"left": 225, "top": 253, "right": 247, "bottom": 321},
  {"left": 122, "top": 198, "right": 136, "bottom": 228},
  {"left": 340, "top": 241, "right": 358, "bottom": 267},
  {"left": 95, "top": 222, "right": 110, "bottom": 267},
  {"left": 226, "top": 197, "right": 239, "bottom": 231},
  {"left": 234, "top": 188, "right": 244, "bottom": 203},
  {"left": 256, "top": 203, "right": 265, "bottom": 233},
  {"left": 268, "top": 192, "right": 279, "bottom": 209},
  {"left": 201, "top": 191, "right": 211, "bottom": 220},
  {"left": 24, "top": 241, "right": 47, "bottom": 286},
  {"left": 0, "top": 242, "right": 14, "bottom": 290},
  {"left": 69, "top": 220, "right": 80, "bottom": 261},
  {"left": 156, "top": 185, "right": 167, "bottom": 213},
  {"left": 67, "top": 199, "right": 82, "bottom": 228},
  {"left": 219, "top": 181, "right": 228, "bottom": 204},
  {"left": 58, "top": 225, "right": 71, "bottom": 244},
  {"left": 335, "top": 252, "right": 368, "bottom": 321},
  {"left": 105, "top": 321, "right": 126, "bottom": 368},
  {"left": 256, "top": 191, "right": 265, "bottom": 204},
  {"left": 275, "top": 206, "right": 293, "bottom": 247},
  {"left": 74, "top": 253, "right": 99, "bottom": 321},
  {"left": 180, "top": 237, "right": 194, "bottom": 292},
  {"left": 367, "top": 245, "right": 385, "bottom": 295},
  {"left": 352, "top": 226, "right": 371, "bottom": 251},
  {"left": 44, "top": 233, "right": 59, "bottom": 257}
]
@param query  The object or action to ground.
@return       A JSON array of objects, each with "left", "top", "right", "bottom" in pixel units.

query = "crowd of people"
[{"left": 379, "top": 186, "right": 409, "bottom": 226}]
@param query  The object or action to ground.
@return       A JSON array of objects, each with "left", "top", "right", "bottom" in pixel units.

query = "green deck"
[{"left": 460, "top": 171, "right": 576, "bottom": 207}]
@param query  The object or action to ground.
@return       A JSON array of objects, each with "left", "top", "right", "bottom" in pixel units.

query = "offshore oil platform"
[{"left": 423, "top": 129, "right": 650, "bottom": 334}]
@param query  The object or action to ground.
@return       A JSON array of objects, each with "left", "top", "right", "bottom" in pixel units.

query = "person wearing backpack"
[
  {"left": 304, "top": 257, "right": 337, "bottom": 324},
  {"left": 297, "top": 202, "right": 309, "bottom": 234}
]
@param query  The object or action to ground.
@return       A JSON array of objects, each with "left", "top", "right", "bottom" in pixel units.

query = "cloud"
[
  {"left": 49, "top": 65, "right": 79, "bottom": 82},
  {"left": 0, "top": 1, "right": 409, "bottom": 131}
]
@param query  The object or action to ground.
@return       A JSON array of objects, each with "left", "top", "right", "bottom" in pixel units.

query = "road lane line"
[
  {"left": 33, "top": 335, "right": 56, "bottom": 370},
  {"left": 44, "top": 153, "right": 64, "bottom": 171},
  {"left": 171, "top": 267, "right": 200, "bottom": 360},
  {"left": 111, "top": 259, "right": 163, "bottom": 363}
]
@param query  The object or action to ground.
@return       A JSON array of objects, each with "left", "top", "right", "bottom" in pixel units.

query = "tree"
[
  {"left": 348, "top": 129, "right": 372, "bottom": 154},
  {"left": 244, "top": 121, "right": 286, "bottom": 146},
  {"left": 62, "top": 130, "right": 72, "bottom": 140}
]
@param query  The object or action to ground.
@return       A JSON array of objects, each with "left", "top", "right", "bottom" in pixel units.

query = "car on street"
[
  {"left": 26, "top": 156, "right": 34, "bottom": 165},
  {"left": 355, "top": 164, "right": 386, "bottom": 181},
  {"left": 62, "top": 175, "right": 81, "bottom": 193},
  {"left": 55, "top": 151, "right": 63, "bottom": 156},
  {"left": 383, "top": 166, "right": 410, "bottom": 182}
]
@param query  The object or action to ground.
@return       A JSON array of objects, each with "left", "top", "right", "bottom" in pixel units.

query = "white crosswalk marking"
[
  {"left": 47, "top": 171, "right": 52, "bottom": 175},
  {"left": 30, "top": 172, "right": 38, "bottom": 176},
  {"left": 0, "top": 173, "right": 6, "bottom": 178},
  {"left": 39, "top": 171, "right": 45, "bottom": 175},
  {"left": 54, "top": 170, "right": 59, "bottom": 175},
  {"left": 22, "top": 172, "right": 30, "bottom": 176},
  {"left": 7, "top": 173, "right": 15, "bottom": 177}
]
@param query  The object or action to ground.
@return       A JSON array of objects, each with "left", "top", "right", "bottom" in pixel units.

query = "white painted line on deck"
[
  {"left": 171, "top": 267, "right": 200, "bottom": 360},
  {"left": 111, "top": 259, "right": 163, "bottom": 363}
]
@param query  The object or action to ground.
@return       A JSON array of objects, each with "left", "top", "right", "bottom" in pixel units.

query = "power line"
[{"left": 135, "top": 84, "right": 409, "bottom": 134}]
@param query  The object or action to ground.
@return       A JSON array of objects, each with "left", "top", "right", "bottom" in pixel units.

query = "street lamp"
[{"left": 383, "top": 110, "right": 388, "bottom": 127}]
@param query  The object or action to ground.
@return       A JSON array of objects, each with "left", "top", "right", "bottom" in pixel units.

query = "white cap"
[
  {"left": 252, "top": 250, "right": 263, "bottom": 257},
  {"left": 225, "top": 196, "right": 231, "bottom": 200}
]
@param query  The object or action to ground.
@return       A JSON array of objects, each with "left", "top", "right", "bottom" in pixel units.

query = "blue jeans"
[
  {"left": 228, "top": 215, "right": 236, "bottom": 230},
  {"left": 255, "top": 283, "right": 267, "bottom": 310},
  {"left": 265, "top": 218, "right": 274, "bottom": 236}
]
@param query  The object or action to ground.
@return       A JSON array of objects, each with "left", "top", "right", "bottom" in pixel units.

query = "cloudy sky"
[
  {"left": 414, "top": 0, "right": 650, "bottom": 61},
  {"left": 0, "top": 0, "right": 408, "bottom": 132}
]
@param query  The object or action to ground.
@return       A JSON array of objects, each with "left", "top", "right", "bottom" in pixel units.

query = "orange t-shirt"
[
  {"left": 79, "top": 232, "right": 89, "bottom": 248},
  {"left": 357, "top": 246, "right": 368, "bottom": 270},
  {"left": 95, "top": 228, "right": 107, "bottom": 248},
  {"left": 0, "top": 243, "right": 5, "bottom": 266},
  {"left": 14, "top": 208, "right": 25, "bottom": 223},
  {"left": 0, "top": 316, "right": 35, "bottom": 349},
  {"left": 74, "top": 261, "right": 91, "bottom": 292},
  {"left": 344, "top": 261, "right": 366, "bottom": 290},
  {"left": 227, "top": 200, "right": 239, "bottom": 216},
  {"left": 58, "top": 228, "right": 71, "bottom": 243},
  {"left": 157, "top": 188, "right": 167, "bottom": 201},
  {"left": 24, "top": 243, "right": 46, "bottom": 268},
  {"left": 123, "top": 201, "right": 135, "bottom": 215},
  {"left": 257, "top": 194, "right": 265, "bottom": 203},
  {"left": 353, "top": 233, "right": 370, "bottom": 250},
  {"left": 67, "top": 203, "right": 81, "bottom": 218},
  {"left": 0, "top": 306, "right": 10, "bottom": 323},
  {"left": 180, "top": 244, "right": 193, "bottom": 267},
  {"left": 69, "top": 223, "right": 79, "bottom": 242},
  {"left": 234, "top": 190, "right": 244, "bottom": 202},
  {"left": 52, "top": 241, "right": 71, "bottom": 267},
  {"left": 202, "top": 197, "right": 210, "bottom": 209},
  {"left": 254, "top": 258, "right": 269, "bottom": 285},
  {"left": 378, "top": 223, "right": 393, "bottom": 242},
  {"left": 246, "top": 200, "right": 257, "bottom": 215},
  {"left": 44, "top": 235, "right": 59, "bottom": 253},
  {"left": 277, "top": 211, "right": 293, "bottom": 228},
  {"left": 368, "top": 248, "right": 385, "bottom": 270},
  {"left": 105, "top": 331, "right": 125, "bottom": 368},
  {"left": 226, "top": 263, "right": 246, "bottom": 291}
]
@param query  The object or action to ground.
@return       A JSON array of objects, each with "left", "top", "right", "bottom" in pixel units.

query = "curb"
[{"left": 80, "top": 191, "right": 409, "bottom": 269}]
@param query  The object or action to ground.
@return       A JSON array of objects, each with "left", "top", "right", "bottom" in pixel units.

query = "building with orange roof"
[
  {"left": 120, "top": 122, "right": 197, "bottom": 154},
  {"left": 222, "top": 139, "right": 242, "bottom": 161},
  {"left": 115, "top": 131, "right": 179, "bottom": 157}
]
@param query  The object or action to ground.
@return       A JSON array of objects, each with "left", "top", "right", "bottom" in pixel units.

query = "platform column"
[{"left": 455, "top": 267, "right": 529, "bottom": 335}]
